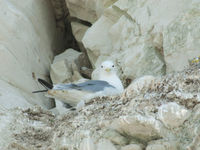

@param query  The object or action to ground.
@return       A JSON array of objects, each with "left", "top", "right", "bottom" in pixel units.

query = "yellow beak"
[{"left": 105, "top": 68, "right": 111, "bottom": 72}]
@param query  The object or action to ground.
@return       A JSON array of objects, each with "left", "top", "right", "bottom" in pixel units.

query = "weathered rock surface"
[
  {"left": 96, "top": 139, "right": 117, "bottom": 150},
  {"left": 158, "top": 102, "right": 190, "bottom": 128},
  {"left": 111, "top": 115, "right": 163, "bottom": 142},
  {"left": 123, "top": 75, "right": 156, "bottom": 98},
  {"left": 50, "top": 48, "right": 92, "bottom": 84},
  {"left": 50, "top": 48, "right": 83, "bottom": 84},
  {"left": 2, "top": 65, "right": 200, "bottom": 150},
  {"left": 65, "top": 0, "right": 118, "bottom": 54},
  {"left": 104, "top": 129, "right": 128, "bottom": 146},
  {"left": 146, "top": 140, "right": 178, "bottom": 150},
  {"left": 163, "top": 2, "right": 200, "bottom": 72},
  {"left": 80, "top": 137, "right": 96, "bottom": 150},
  {"left": 121, "top": 144, "right": 144, "bottom": 150},
  {"left": 0, "top": 107, "right": 55, "bottom": 150},
  {"left": 62, "top": 0, "right": 200, "bottom": 81},
  {"left": 65, "top": 0, "right": 116, "bottom": 23},
  {"left": 81, "top": 1, "right": 168, "bottom": 79},
  {"left": 71, "top": 22, "right": 89, "bottom": 46},
  {"left": 0, "top": 0, "right": 64, "bottom": 109},
  {"left": 2, "top": 0, "right": 200, "bottom": 149}
]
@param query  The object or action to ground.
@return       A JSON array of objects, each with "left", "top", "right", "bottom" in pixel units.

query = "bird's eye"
[
  {"left": 101, "top": 66, "right": 103, "bottom": 68},
  {"left": 112, "top": 65, "right": 114, "bottom": 67}
]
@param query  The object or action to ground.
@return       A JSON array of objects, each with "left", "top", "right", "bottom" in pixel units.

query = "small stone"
[
  {"left": 104, "top": 129, "right": 129, "bottom": 146},
  {"left": 50, "top": 48, "right": 90, "bottom": 84},
  {"left": 146, "top": 144, "right": 166, "bottom": 150},
  {"left": 121, "top": 144, "right": 144, "bottom": 150},
  {"left": 97, "top": 139, "right": 117, "bottom": 150},
  {"left": 110, "top": 115, "right": 163, "bottom": 142},
  {"left": 146, "top": 140, "right": 178, "bottom": 150},
  {"left": 123, "top": 75, "right": 156, "bottom": 98},
  {"left": 80, "top": 137, "right": 96, "bottom": 150},
  {"left": 57, "top": 137, "right": 69, "bottom": 150},
  {"left": 158, "top": 102, "right": 190, "bottom": 128}
]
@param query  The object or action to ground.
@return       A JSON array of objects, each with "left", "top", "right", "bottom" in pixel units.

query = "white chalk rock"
[
  {"left": 110, "top": 115, "right": 164, "bottom": 142},
  {"left": 0, "top": 80, "right": 32, "bottom": 109},
  {"left": 71, "top": 22, "right": 89, "bottom": 44},
  {"left": 104, "top": 129, "right": 128, "bottom": 146},
  {"left": 0, "top": 0, "right": 60, "bottom": 109},
  {"left": 82, "top": 16, "right": 114, "bottom": 68},
  {"left": 50, "top": 48, "right": 83, "bottom": 84},
  {"left": 83, "top": 14, "right": 165, "bottom": 78},
  {"left": 146, "top": 144, "right": 166, "bottom": 150},
  {"left": 97, "top": 139, "right": 117, "bottom": 150},
  {"left": 57, "top": 136, "right": 69, "bottom": 150},
  {"left": 65, "top": 0, "right": 116, "bottom": 23},
  {"left": 121, "top": 144, "right": 144, "bottom": 150},
  {"left": 146, "top": 140, "right": 178, "bottom": 150},
  {"left": 0, "top": 107, "right": 17, "bottom": 149},
  {"left": 123, "top": 75, "right": 156, "bottom": 98},
  {"left": 80, "top": 137, "right": 96, "bottom": 150},
  {"left": 163, "top": 3, "right": 200, "bottom": 72},
  {"left": 158, "top": 102, "right": 190, "bottom": 128},
  {"left": 81, "top": 0, "right": 200, "bottom": 79}
]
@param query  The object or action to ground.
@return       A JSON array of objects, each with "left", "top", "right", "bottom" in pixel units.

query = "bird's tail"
[
  {"left": 32, "top": 78, "right": 53, "bottom": 93},
  {"left": 38, "top": 78, "right": 53, "bottom": 89}
]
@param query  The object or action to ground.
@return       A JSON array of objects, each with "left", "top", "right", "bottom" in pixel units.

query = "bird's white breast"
[{"left": 99, "top": 74, "right": 124, "bottom": 93}]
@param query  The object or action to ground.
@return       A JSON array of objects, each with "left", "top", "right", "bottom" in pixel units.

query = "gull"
[{"left": 33, "top": 60, "right": 124, "bottom": 108}]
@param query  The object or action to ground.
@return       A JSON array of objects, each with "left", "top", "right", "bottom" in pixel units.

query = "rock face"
[
  {"left": 146, "top": 140, "right": 178, "bottom": 150},
  {"left": 96, "top": 139, "right": 117, "bottom": 150},
  {"left": 65, "top": 0, "right": 116, "bottom": 23},
  {"left": 123, "top": 75, "right": 156, "bottom": 98},
  {"left": 1, "top": 65, "right": 200, "bottom": 150},
  {"left": 111, "top": 115, "right": 163, "bottom": 142},
  {"left": 80, "top": 137, "right": 96, "bottom": 150},
  {"left": 104, "top": 129, "right": 128, "bottom": 146},
  {"left": 2, "top": 0, "right": 200, "bottom": 149},
  {"left": 64, "top": 0, "right": 117, "bottom": 54},
  {"left": 50, "top": 48, "right": 88, "bottom": 84},
  {"left": 121, "top": 144, "right": 144, "bottom": 150},
  {"left": 0, "top": 0, "right": 64, "bottom": 109},
  {"left": 64, "top": 0, "right": 200, "bottom": 81},
  {"left": 158, "top": 102, "right": 190, "bottom": 128},
  {"left": 163, "top": 3, "right": 200, "bottom": 72}
]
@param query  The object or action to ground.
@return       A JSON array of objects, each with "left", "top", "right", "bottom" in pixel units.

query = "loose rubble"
[{"left": 0, "top": 65, "right": 200, "bottom": 150}]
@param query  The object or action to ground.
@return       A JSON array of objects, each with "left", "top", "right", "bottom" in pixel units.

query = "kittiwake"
[{"left": 33, "top": 60, "right": 124, "bottom": 108}]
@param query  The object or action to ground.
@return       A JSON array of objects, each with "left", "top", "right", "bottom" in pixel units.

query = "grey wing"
[
  {"left": 53, "top": 83, "right": 78, "bottom": 90},
  {"left": 53, "top": 80, "right": 115, "bottom": 92},
  {"left": 75, "top": 80, "right": 115, "bottom": 92}
]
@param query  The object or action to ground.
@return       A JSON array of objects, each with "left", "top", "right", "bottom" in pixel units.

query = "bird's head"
[{"left": 100, "top": 60, "right": 116, "bottom": 74}]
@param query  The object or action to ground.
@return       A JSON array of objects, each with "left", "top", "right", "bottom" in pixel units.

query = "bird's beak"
[{"left": 105, "top": 68, "right": 111, "bottom": 72}]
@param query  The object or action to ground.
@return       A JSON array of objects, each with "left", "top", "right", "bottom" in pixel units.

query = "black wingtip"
[
  {"left": 38, "top": 78, "right": 53, "bottom": 89},
  {"left": 32, "top": 89, "right": 48, "bottom": 93}
]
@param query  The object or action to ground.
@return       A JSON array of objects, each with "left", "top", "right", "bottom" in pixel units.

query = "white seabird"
[{"left": 33, "top": 60, "right": 124, "bottom": 108}]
